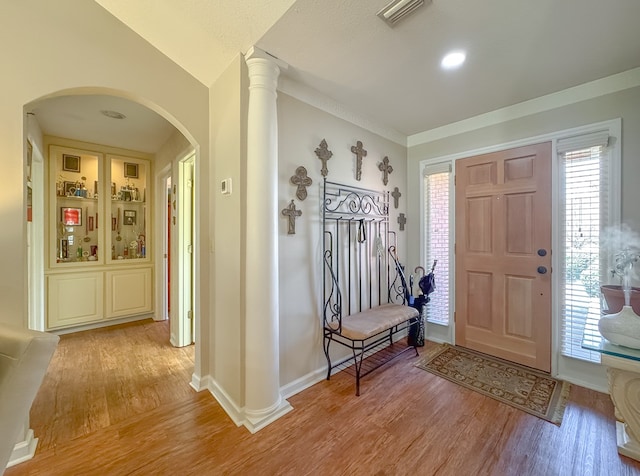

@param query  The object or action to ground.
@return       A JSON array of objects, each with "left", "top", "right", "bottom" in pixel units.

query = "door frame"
[
  {"left": 418, "top": 119, "right": 620, "bottom": 384},
  {"left": 154, "top": 163, "right": 172, "bottom": 325},
  {"left": 176, "top": 153, "right": 195, "bottom": 346},
  {"left": 26, "top": 132, "right": 45, "bottom": 331}
]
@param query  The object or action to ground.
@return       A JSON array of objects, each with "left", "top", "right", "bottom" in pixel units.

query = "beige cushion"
[{"left": 328, "top": 303, "right": 419, "bottom": 340}]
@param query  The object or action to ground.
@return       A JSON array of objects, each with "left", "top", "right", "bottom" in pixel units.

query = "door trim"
[
  {"left": 154, "top": 163, "right": 171, "bottom": 325},
  {"left": 176, "top": 154, "right": 195, "bottom": 347},
  {"left": 418, "top": 118, "right": 621, "bottom": 382}
]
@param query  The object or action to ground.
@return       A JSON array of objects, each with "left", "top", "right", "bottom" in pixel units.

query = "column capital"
[{"left": 244, "top": 46, "right": 288, "bottom": 72}]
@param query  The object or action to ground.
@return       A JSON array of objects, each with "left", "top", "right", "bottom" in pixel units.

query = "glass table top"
[{"left": 582, "top": 332, "right": 640, "bottom": 362}]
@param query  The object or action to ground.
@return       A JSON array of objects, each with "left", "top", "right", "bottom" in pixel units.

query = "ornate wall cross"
[
  {"left": 282, "top": 199, "right": 302, "bottom": 235},
  {"left": 397, "top": 213, "right": 407, "bottom": 231},
  {"left": 378, "top": 156, "right": 393, "bottom": 186},
  {"left": 290, "top": 166, "right": 312, "bottom": 201},
  {"left": 391, "top": 187, "right": 401, "bottom": 209},
  {"left": 315, "top": 139, "right": 333, "bottom": 177},
  {"left": 350, "top": 140, "right": 367, "bottom": 181}
]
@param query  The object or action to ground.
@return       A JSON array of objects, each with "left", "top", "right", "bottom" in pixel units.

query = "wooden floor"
[{"left": 6, "top": 319, "right": 640, "bottom": 476}]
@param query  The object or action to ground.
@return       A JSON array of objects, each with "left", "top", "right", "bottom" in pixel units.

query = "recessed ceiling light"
[
  {"left": 101, "top": 110, "right": 126, "bottom": 120},
  {"left": 441, "top": 51, "right": 466, "bottom": 70}
]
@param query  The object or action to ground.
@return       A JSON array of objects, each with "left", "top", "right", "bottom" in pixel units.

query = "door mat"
[{"left": 415, "top": 344, "right": 570, "bottom": 425}]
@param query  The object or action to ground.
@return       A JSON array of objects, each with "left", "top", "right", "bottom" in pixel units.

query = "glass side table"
[{"left": 583, "top": 333, "right": 640, "bottom": 461}]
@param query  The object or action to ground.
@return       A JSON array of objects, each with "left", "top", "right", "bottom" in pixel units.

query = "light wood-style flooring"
[{"left": 6, "top": 319, "right": 640, "bottom": 475}]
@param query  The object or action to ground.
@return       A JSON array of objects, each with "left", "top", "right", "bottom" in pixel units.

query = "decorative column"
[{"left": 243, "top": 46, "right": 292, "bottom": 432}]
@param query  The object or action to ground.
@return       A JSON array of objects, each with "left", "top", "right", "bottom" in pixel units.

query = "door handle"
[
  {"left": 537, "top": 249, "right": 547, "bottom": 257},
  {"left": 537, "top": 266, "right": 547, "bottom": 274}
]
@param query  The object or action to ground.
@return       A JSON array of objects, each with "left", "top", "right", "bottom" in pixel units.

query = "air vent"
[{"left": 377, "top": 0, "right": 428, "bottom": 27}]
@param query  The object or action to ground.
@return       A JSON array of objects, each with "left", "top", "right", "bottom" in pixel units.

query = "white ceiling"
[
  {"left": 258, "top": 0, "right": 640, "bottom": 136},
  {"left": 31, "top": 95, "right": 177, "bottom": 154},
  {"left": 32, "top": 0, "right": 640, "bottom": 152}
]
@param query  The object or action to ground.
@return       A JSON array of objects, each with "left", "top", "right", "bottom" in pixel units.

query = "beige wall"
[
  {"left": 277, "top": 92, "right": 409, "bottom": 386},
  {"left": 406, "top": 86, "right": 640, "bottom": 270},
  {"left": 0, "top": 2, "right": 209, "bottom": 353},
  {"left": 210, "top": 55, "right": 248, "bottom": 405}
]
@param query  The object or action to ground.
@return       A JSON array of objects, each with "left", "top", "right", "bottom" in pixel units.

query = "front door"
[{"left": 455, "top": 142, "right": 552, "bottom": 372}]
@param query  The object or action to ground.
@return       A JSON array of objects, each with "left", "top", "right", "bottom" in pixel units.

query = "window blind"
[{"left": 559, "top": 145, "right": 608, "bottom": 362}]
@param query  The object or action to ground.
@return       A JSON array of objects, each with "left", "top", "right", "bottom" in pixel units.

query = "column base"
[
  {"left": 616, "top": 421, "right": 640, "bottom": 461},
  {"left": 244, "top": 399, "right": 293, "bottom": 434}
]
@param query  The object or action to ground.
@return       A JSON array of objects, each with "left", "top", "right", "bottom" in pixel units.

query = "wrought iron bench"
[{"left": 322, "top": 180, "right": 419, "bottom": 396}]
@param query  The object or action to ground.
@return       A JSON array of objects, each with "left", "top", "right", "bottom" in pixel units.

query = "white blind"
[
  {"left": 557, "top": 130, "right": 609, "bottom": 153},
  {"left": 559, "top": 145, "right": 608, "bottom": 362},
  {"left": 423, "top": 165, "right": 451, "bottom": 325},
  {"left": 424, "top": 162, "right": 452, "bottom": 176}
]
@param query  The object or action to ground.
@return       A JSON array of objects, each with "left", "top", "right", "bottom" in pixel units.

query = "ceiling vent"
[{"left": 377, "top": 0, "right": 428, "bottom": 27}]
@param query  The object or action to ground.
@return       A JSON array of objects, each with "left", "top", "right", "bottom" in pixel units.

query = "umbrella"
[
  {"left": 418, "top": 260, "right": 437, "bottom": 300},
  {"left": 408, "top": 260, "right": 437, "bottom": 347}
]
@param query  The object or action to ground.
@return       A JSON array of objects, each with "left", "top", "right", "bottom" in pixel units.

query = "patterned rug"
[{"left": 415, "top": 344, "right": 570, "bottom": 425}]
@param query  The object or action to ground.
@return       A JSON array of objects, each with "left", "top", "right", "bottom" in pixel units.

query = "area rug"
[{"left": 415, "top": 344, "right": 570, "bottom": 425}]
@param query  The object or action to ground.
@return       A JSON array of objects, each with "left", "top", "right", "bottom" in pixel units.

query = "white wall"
[
  {"left": 277, "top": 92, "right": 409, "bottom": 387},
  {"left": 209, "top": 55, "right": 248, "bottom": 407}
]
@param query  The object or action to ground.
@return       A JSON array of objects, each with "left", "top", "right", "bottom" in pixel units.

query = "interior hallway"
[{"left": 6, "top": 320, "right": 640, "bottom": 475}]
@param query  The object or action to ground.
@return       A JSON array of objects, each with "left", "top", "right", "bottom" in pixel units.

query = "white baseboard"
[
  {"left": 557, "top": 372, "right": 609, "bottom": 394},
  {"left": 50, "top": 314, "right": 152, "bottom": 335},
  {"left": 281, "top": 368, "right": 326, "bottom": 400},
  {"left": 189, "top": 372, "right": 208, "bottom": 392},
  {"left": 197, "top": 373, "right": 298, "bottom": 433},
  {"left": 6, "top": 429, "right": 37, "bottom": 468},
  {"left": 206, "top": 377, "right": 244, "bottom": 427}
]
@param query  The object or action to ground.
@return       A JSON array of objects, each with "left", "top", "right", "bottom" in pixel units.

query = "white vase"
[{"left": 598, "top": 306, "right": 640, "bottom": 349}]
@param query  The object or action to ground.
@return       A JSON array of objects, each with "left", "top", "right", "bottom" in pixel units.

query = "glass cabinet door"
[
  {"left": 51, "top": 146, "right": 102, "bottom": 265},
  {"left": 108, "top": 155, "right": 148, "bottom": 261}
]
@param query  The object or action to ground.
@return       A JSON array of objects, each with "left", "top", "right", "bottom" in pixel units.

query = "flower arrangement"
[
  {"left": 610, "top": 246, "right": 640, "bottom": 306},
  {"left": 598, "top": 225, "right": 640, "bottom": 348}
]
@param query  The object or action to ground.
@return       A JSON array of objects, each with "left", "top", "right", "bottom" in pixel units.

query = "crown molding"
[
  {"left": 408, "top": 67, "right": 640, "bottom": 147},
  {"left": 277, "top": 76, "right": 407, "bottom": 146}
]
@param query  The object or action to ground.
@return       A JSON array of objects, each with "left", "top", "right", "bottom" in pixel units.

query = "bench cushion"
[{"left": 328, "top": 303, "right": 419, "bottom": 340}]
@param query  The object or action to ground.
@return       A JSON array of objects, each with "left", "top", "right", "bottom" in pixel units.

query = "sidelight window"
[
  {"left": 423, "top": 163, "right": 452, "bottom": 325},
  {"left": 558, "top": 129, "right": 617, "bottom": 363}
]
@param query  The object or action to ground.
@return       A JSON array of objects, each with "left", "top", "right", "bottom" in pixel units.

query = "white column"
[{"left": 243, "top": 47, "right": 292, "bottom": 432}]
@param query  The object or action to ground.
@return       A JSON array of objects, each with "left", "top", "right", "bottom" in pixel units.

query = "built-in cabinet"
[{"left": 46, "top": 142, "right": 153, "bottom": 330}]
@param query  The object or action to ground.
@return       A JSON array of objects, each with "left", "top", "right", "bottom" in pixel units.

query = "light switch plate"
[{"left": 221, "top": 178, "right": 232, "bottom": 195}]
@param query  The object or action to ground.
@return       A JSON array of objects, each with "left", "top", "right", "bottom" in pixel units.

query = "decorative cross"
[
  {"left": 315, "top": 139, "right": 333, "bottom": 177},
  {"left": 397, "top": 213, "right": 407, "bottom": 231},
  {"left": 282, "top": 200, "right": 302, "bottom": 235},
  {"left": 351, "top": 140, "right": 367, "bottom": 181},
  {"left": 378, "top": 156, "right": 393, "bottom": 186},
  {"left": 391, "top": 187, "right": 401, "bottom": 209},
  {"left": 290, "top": 166, "right": 312, "bottom": 201}
]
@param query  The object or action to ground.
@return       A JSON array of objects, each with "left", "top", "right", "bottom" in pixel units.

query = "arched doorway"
[{"left": 25, "top": 90, "right": 199, "bottom": 350}]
